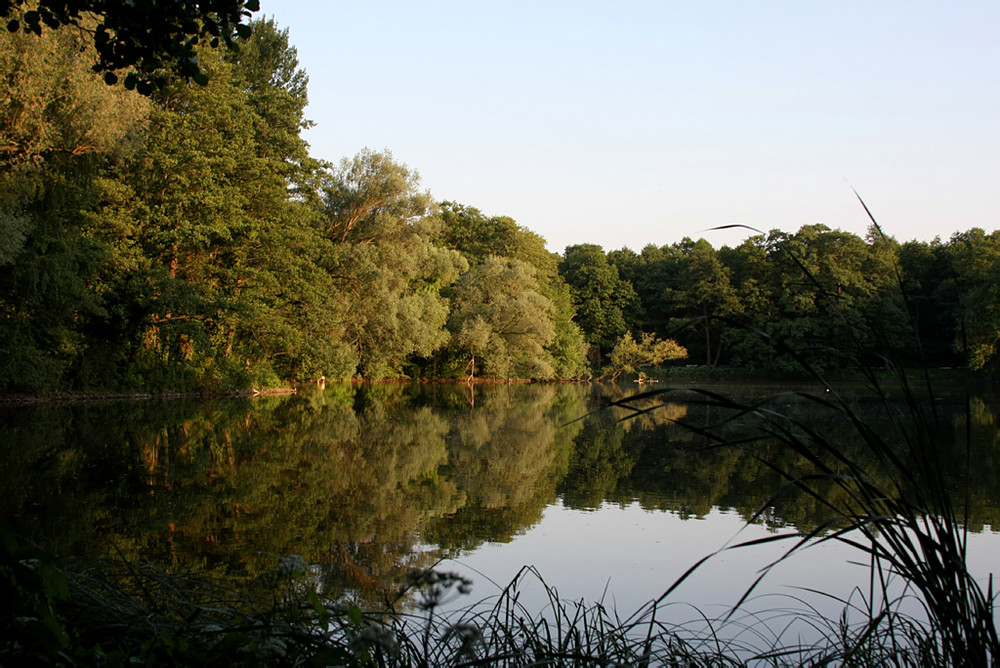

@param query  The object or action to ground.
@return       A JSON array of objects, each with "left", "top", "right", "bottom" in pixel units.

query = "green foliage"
[
  {"left": 435, "top": 201, "right": 588, "bottom": 379},
  {"left": 2, "top": 0, "right": 260, "bottom": 93},
  {"left": 559, "top": 243, "right": 639, "bottom": 363},
  {"left": 897, "top": 237, "right": 956, "bottom": 363},
  {"left": 447, "top": 257, "right": 556, "bottom": 379},
  {"left": 1, "top": 7, "right": 996, "bottom": 392},
  {"left": 91, "top": 25, "right": 312, "bottom": 389},
  {"left": 545, "top": 282, "right": 591, "bottom": 378},
  {"left": 662, "top": 237, "right": 742, "bottom": 367},
  {"left": 438, "top": 201, "right": 558, "bottom": 283},
  {"left": 946, "top": 228, "right": 1000, "bottom": 371},
  {"left": 610, "top": 223, "right": 981, "bottom": 376},
  {"left": 604, "top": 331, "right": 687, "bottom": 381},
  {"left": 0, "top": 24, "right": 149, "bottom": 392},
  {"left": 319, "top": 149, "right": 467, "bottom": 379}
]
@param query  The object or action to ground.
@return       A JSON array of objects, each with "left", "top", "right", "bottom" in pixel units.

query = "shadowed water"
[{"left": 1, "top": 380, "right": 997, "bottom": 621}]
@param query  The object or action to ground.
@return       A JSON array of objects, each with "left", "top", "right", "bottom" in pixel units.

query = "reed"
[{"left": 605, "top": 361, "right": 997, "bottom": 665}]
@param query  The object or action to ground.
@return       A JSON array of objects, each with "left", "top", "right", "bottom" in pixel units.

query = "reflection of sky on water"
[{"left": 436, "top": 500, "right": 998, "bottom": 640}]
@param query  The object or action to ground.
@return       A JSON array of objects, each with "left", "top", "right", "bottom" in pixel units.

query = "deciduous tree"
[
  {"left": 559, "top": 243, "right": 639, "bottom": 363},
  {"left": 320, "top": 149, "right": 466, "bottom": 378},
  {"left": 604, "top": 332, "right": 687, "bottom": 381},
  {"left": 2, "top": 0, "right": 260, "bottom": 92},
  {"left": 448, "top": 256, "right": 557, "bottom": 379},
  {"left": 0, "top": 23, "right": 149, "bottom": 391},
  {"left": 947, "top": 228, "right": 1000, "bottom": 371}
]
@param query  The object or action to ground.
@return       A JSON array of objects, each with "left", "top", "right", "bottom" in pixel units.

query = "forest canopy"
[{"left": 0, "top": 17, "right": 997, "bottom": 394}]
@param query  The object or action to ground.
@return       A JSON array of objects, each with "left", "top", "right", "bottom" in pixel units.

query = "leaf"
[
  {"left": 306, "top": 589, "right": 329, "bottom": 624},
  {"left": 347, "top": 602, "right": 364, "bottom": 627}
]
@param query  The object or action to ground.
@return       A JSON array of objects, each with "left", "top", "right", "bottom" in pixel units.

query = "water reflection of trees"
[
  {"left": 1, "top": 383, "right": 997, "bottom": 609},
  {"left": 560, "top": 386, "right": 689, "bottom": 509},
  {"left": 0, "top": 391, "right": 434, "bottom": 605},
  {"left": 0, "top": 383, "right": 590, "bottom": 608},
  {"left": 423, "top": 383, "right": 585, "bottom": 550},
  {"left": 562, "top": 388, "right": 1000, "bottom": 534}
]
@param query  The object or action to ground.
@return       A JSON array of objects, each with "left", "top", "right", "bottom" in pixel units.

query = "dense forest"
[{"left": 2, "top": 18, "right": 998, "bottom": 394}]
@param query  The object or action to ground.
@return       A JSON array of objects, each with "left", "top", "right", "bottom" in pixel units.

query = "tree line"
[
  {"left": 0, "top": 18, "right": 592, "bottom": 392},
  {"left": 566, "top": 223, "right": 1000, "bottom": 375},
  {"left": 1, "top": 17, "right": 997, "bottom": 393}
]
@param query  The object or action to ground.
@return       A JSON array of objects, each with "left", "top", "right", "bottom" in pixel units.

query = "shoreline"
[{"left": 0, "top": 366, "right": 988, "bottom": 406}]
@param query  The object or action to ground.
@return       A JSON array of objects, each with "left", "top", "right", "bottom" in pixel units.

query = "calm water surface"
[{"left": 2, "top": 380, "right": 998, "bottom": 625}]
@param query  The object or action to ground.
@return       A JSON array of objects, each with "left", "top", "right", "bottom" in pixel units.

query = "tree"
[
  {"left": 320, "top": 149, "right": 467, "bottom": 378},
  {"left": 721, "top": 225, "right": 897, "bottom": 372},
  {"left": 322, "top": 148, "right": 435, "bottom": 244},
  {"left": 716, "top": 234, "right": 775, "bottom": 371},
  {"left": 545, "top": 282, "right": 591, "bottom": 378},
  {"left": 94, "top": 38, "right": 273, "bottom": 387},
  {"left": 661, "top": 238, "right": 741, "bottom": 367},
  {"left": 438, "top": 201, "right": 557, "bottom": 283},
  {"left": 946, "top": 228, "right": 1000, "bottom": 372},
  {"left": 82, "top": 19, "right": 335, "bottom": 389},
  {"left": 604, "top": 332, "right": 687, "bottom": 381},
  {"left": 2, "top": 0, "right": 260, "bottom": 92},
  {"left": 0, "top": 22, "right": 149, "bottom": 264},
  {"left": 0, "top": 22, "right": 149, "bottom": 391},
  {"left": 437, "top": 201, "right": 588, "bottom": 378},
  {"left": 448, "top": 257, "right": 557, "bottom": 379},
  {"left": 898, "top": 237, "right": 959, "bottom": 364},
  {"left": 559, "top": 244, "right": 639, "bottom": 362}
]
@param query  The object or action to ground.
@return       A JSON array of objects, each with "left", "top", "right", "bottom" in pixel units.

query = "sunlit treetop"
[{"left": 2, "top": 0, "right": 259, "bottom": 93}]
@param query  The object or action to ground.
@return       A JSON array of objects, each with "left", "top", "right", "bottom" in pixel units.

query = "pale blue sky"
[{"left": 263, "top": 1, "right": 1000, "bottom": 254}]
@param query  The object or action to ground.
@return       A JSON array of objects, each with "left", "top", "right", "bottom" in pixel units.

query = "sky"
[{"left": 262, "top": 1, "right": 1000, "bottom": 254}]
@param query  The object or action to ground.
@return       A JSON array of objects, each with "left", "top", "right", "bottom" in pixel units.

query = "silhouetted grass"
[{"left": 604, "top": 370, "right": 997, "bottom": 665}]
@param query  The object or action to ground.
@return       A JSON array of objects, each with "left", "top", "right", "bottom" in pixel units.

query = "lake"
[{"left": 2, "top": 379, "right": 998, "bottom": 637}]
